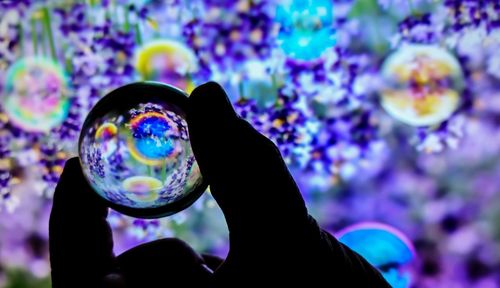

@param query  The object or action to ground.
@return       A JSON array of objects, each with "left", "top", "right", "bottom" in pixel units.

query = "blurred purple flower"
[
  {"left": 183, "top": 0, "right": 277, "bottom": 76},
  {"left": 235, "top": 85, "right": 320, "bottom": 167}
]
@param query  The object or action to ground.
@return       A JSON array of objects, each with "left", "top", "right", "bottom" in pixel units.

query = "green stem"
[
  {"left": 161, "top": 160, "right": 167, "bottom": 183},
  {"left": 271, "top": 72, "right": 281, "bottom": 106},
  {"left": 63, "top": 43, "right": 73, "bottom": 73},
  {"left": 271, "top": 72, "right": 279, "bottom": 95},
  {"left": 65, "top": 57, "right": 73, "bottom": 74},
  {"left": 41, "top": 30, "right": 47, "bottom": 56},
  {"left": 18, "top": 23, "right": 24, "bottom": 56},
  {"left": 147, "top": 164, "right": 152, "bottom": 176},
  {"left": 112, "top": 0, "right": 120, "bottom": 26},
  {"left": 42, "top": 7, "right": 57, "bottom": 60},
  {"left": 238, "top": 80, "right": 245, "bottom": 99},
  {"left": 105, "top": 7, "right": 112, "bottom": 22},
  {"left": 31, "top": 18, "right": 38, "bottom": 55},
  {"left": 124, "top": 5, "right": 131, "bottom": 32},
  {"left": 134, "top": 23, "right": 143, "bottom": 46},
  {"left": 407, "top": 0, "right": 416, "bottom": 15}
]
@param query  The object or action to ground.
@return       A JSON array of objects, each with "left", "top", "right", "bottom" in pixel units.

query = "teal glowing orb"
[
  {"left": 336, "top": 222, "right": 416, "bottom": 288},
  {"left": 276, "top": 0, "right": 336, "bottom": 61}
]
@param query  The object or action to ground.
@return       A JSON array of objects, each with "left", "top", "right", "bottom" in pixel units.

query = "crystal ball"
[
  {"left": 78, "top": 82, "right": 207, "bottom": 218},
  {"left": 2, "top": 57, "right": 70, "bottom": 133},
  {"left": 336, "top": 222, "right": 416, "bottom": 288},
  {"left": 380, "top": 44, "right": 464, "bottom": 127}
]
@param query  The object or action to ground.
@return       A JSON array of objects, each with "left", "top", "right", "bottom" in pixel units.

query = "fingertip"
[
  {"left": 65, "top": 156, "right": 80, "bottom": 165},
  {"left": 55, "top": 157, "right": 85, "bottom": 194},
  {"left": 187, "top": 82, "right": 240, "bottom": 180},
  {"left": 58, "top": 157, "right": 83, "bottom": 179},
  {"left": 61, "top": 156, "right": 77, "bottom": 170},
  {"left": 190, "top": 81, "right": 225, "bottom": 99},
  {"left": 188, "top": 81, "right": 237, "bottom": 125}
]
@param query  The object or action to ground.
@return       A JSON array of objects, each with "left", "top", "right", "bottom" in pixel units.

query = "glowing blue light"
[
  {"left": 337, "top": 222, "right": 416, "bottom": 288},
  {"left": 132, "top": 115, "right": 174, "bottom": 159},
  {"left": 276, "top": 0, "right": 336, "bottom": 61}
]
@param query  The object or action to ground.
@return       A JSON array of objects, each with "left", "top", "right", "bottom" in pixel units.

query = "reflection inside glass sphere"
[{"left": 79, "top": 82, "right": 206, "bottom": 218}]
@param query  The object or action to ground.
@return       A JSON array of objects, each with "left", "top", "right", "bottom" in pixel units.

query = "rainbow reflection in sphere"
[
  {"left": 2, "top": 57, "right": 70, "bottom": 133},
  {"left": 135, "top": 40, "right": 198, "bottom": 93},
  {"left": 79, "top": 82, "right": 206, "bottom": 218},
  {"left": 380, "top": 44, "right": 464, "bottom": 127},
  {"left": 336, "top": 222, "right": 416, "bottom": 288}
]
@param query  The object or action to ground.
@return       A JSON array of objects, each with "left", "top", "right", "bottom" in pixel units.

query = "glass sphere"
[
  {"left": 2, "top": 57, "right": 70, "bottom": 133},
  {"left": 78, "top": 82, "right": 206, "bottom": 218},
  {"left": 380, "top": 44, "right": 464, "bottom": 127},
  {"left": 134, "top": 40, "right": 198, "bottom": 93},
  {"left": 336, "top": 222, "right": 416, "bottom": 288}
]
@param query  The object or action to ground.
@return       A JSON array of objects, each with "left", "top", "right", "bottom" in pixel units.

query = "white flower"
[
  {"left": 0, "top": 192, "right": 20, "bottom": 213},
  {"left": 487, "top": 51, "right": 500, "bottom": 80}
]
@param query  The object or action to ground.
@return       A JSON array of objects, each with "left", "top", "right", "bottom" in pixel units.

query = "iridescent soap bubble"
[
  {"left": 381, "top": 44, "right": 464, "bottom": 127},
  {"left": 2, "top": 57, "right": 70, "bottom": 133},
  {"left": 276, "top": 0, "right": 336, "bottom": 61},
  {"left": 336, "top": 222, "right": 416, "bottom": 288},
  {"left": 135, "top": 40, "right": 198, "bottom": 93},
  {"left": 79, "top": 82, "right": 206, "bottom": 218}
]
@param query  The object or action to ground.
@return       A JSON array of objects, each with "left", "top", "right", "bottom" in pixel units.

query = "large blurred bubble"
[
  {"left": 337, "top": 222, "right": 416, "bottom": 288},
  {"left": 1, "top": 57, "right": 70, "bottom": 133},
  {"left": 380, "top": 44, "right": 464, "bottom": 127},
  {"left": 134, "top": 40, "right": 198, "bottom": 93}
]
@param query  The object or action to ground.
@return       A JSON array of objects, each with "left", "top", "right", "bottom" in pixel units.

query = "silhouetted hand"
[{"left": 49, "top": 82, "right": 391, "bottom": 287}]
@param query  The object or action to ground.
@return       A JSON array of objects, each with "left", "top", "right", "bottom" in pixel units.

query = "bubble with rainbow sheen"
[
  {"left": 276, "top": 0, "right": 336, "bottom": 61},
  {"left": 336, "top": 222, "right": 416, "bottom": 288},
  {"left": 95, "top": 122, "right": 118, "bottom": 157},
  {"left": 380, "top": 44, "right": 464, "bottom": 127},
  {"left": 135, "top": 40, "right": 198, "bottom": 93},
  {"left": 79, "top": 82, "right": 206, "bottom": 218},
  {"left": 2, "top": 57, "right": 70, "bottom": 133}
]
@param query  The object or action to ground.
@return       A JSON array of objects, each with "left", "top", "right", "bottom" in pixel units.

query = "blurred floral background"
[{"left": 0, "top": 0, "right": 500, "bottom": 287}]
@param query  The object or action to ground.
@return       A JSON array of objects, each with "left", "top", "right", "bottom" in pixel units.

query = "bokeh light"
[
  {"left": 2, "top": 57, "right": 69, "bottom": 133},
  {"left": 380, "top": 44, "right": 464, "bottom": 127},
  {"left": 337, "top": 222, "right": 416, "bottom": 288},
  {"left": 135, "top": 40, "right": 198, "bottom": 93},
  {"left": 276, "top": 0, "right": 336, "bottom": 61}
]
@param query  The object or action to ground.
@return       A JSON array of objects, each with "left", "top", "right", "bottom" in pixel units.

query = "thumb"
[
  {"left": 49, "top": 157, "right": 116, "bottom": 287},
  {"left": 186, "top": 82, "right": 310, "bottom": 244}
]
